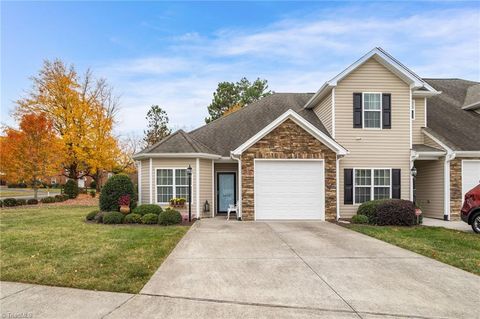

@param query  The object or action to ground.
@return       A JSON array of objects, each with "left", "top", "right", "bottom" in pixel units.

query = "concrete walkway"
[
  {"left": 423, "top": 217, "right": 473, "bottom": 233},
  {"left": 2, "top": 219, "right": 479, "bottom": 318}
]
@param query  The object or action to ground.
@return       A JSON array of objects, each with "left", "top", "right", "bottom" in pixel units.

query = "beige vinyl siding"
[
  {"left": 423, "top": 134, "right": 446, "bottom": 151},
  {"left": 199, "top": 159, "right": 213, "bottom": 217},
  {"left": 313, "top": 92, "right": 333, "bottom": 135},
  {"left": 412, "top": 98, "right": 426, "bottom": 144},
  {"left": 415, "top": 159, "right": 445, "bottom": 218},
  {"left": 140, "top": 158, "right": 198, "bottom": 213},
  {"left": 336, "top": 58, "right": 411, "bottom": 218},
  {"left": 214, "top": 162, "right": 238, "bottom": 215},
  {"left": 140, "top": 159, "right": 150, "bottom": 204}
]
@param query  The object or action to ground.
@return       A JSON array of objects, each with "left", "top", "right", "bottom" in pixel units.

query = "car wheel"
[{"left": 472, "top": 213, "right": 480, "bottom": 234}]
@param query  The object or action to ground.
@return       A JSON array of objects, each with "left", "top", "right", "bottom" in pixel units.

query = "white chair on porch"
[{"left": 226, "top": 202, "right": 238, "bottom": 221}]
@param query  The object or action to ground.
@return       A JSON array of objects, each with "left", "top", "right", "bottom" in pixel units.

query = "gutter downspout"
[
  {"left": 336, "top": 155, "right": 344, "bottom": 221},
  {"left": 231, "top": 153, "right": 242, "bottom": 220}
]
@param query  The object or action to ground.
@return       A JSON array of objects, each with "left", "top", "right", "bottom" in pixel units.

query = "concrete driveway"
[{"left": 136, "top": 219, "right": 479, "bottom": 319}]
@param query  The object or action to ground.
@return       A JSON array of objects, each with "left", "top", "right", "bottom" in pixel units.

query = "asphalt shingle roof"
[
  {"left": 189, "top": 93, "right": 329, "bottom": 156},
  {"left": 412, "top": 144, "right": 445, "bottom": 153},
  {"left": 139, "top": 129, "right": 217, "bottom": 155},
  {"left": 423, "top": 79, "right": 480, "bottom": 151},
  {"left": 138, "top": 78, "right": 480, "bottom": 156}
]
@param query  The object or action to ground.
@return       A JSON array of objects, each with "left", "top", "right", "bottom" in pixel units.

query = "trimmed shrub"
[
  {"left": 0, "top": 200, "right": 3, "bottom": 207},
  {"left": 124, "top": 213, "right": 142, "bottom": 224},
  {"left": 16, "top": 199, "right": 27, "bottom": 206},
  {"left": 94, "top": 211, "right": 105, "bottom": 223},
  {"left": 376, "top": 199, "right": 416, "bottom": 226},
  {"left": 86, "top": 210, "right": 99, "bottom": 221},
  {"left": 103, "top": 211, "right": 124, "bottom": 224},
  {"left": 351, "top": 214, "right": 369, "bottom": 224},
  {"left": 27, "top": 198, "right": 39, "bottom": 205},
  {"left": 133, "top": 204, "right": 162, "bottom": 216},
  {"left": 3, "top": 198, "right": 17, "bottom": 207},
  {"left": 90, "top": 190, "right": 96, "bottom": 198},
  {"left": 99, "top": 174, "right": 136, "bottom": 212},
  {"left": 41, "top": 196, "right": 56, "bottom": 203},
  {"left": 64, "top": 180, "right": 79, "bottom": 199},
  {"left": 158, "top": 208, "right": 182, "bottom": 226},
  {"left": 90, "top": 180, "right": 97, "bottom": 189},
  {"left": 142, "top": 213, "right": 158, "bottom": 224},
  {"left": 54, "top": 194, "right": 65, "bottom": 202},
  {"left": 357, "top": 199, "right": 387, "bottom": 225}
]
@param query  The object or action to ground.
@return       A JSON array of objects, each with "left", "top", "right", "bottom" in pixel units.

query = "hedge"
[
  {"left": 64, "top": 180, "right": 79, "bottom": 199},
  {"left": 99, "top": 174, "right": 136, "bottom": 212},
  {"left": 3, "top": 198, "right": 17, "bottom": 207},
  {"left": 124, "top": 213, "right": 142, "bottom": 224},
  {"left": 133, "top": 204, "right": 162, "bottom": 216},
  {"left": 376, "top": 199, "right": 416, "bottom": 226},
  {"left": 158, "top": 208, "right": 182, "bottom": 225},
  {"left": 103, "top": 212, "right": 124, "bottom": 224},
  {"left": 141, "top": 213, "right": 158, "bottom": 224}
]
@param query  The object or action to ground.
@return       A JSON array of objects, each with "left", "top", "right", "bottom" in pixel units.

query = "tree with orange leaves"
[
  {"left": 0, "top": 113, "right": 64, "bottom": 199},
  {"left": 15, "top": 59, "right": 119, "bottom": 182}
]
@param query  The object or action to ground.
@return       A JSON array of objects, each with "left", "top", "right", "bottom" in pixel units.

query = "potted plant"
[
  {"left": 118, "top": 194, "right": 131, "bottom": 214},
  {"left": 169, "top": 197, "right": 186, "bottom": 208}
]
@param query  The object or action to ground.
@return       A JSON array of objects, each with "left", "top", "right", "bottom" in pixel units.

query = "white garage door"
[
  {"left": 462, "top": 160, "right": 480, "bottom": 198},
  {"left": 254, "top": 160, "right": 324, "bottom": 220}
]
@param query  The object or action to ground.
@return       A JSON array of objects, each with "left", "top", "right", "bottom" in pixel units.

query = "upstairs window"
[
  {"left": 353, "top": 93, "right": 391, "bottom": 129},
  {"left": 363, "top": 93, "right": 382, "bottom": 128}
]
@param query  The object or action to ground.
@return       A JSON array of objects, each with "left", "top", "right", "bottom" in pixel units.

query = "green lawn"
[
  {"left": 0, "top": 205, "right": 189, "bottom": 293},
  {"left": 346, "top": 224, "right": 480, "bottom": 275}
]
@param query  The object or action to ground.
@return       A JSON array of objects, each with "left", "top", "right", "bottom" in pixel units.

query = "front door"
[{"left": 217, "top": 173, "right": 236, "bottom": 214}]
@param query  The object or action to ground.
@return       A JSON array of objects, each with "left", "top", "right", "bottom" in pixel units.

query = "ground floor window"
[
  {"left": 354, "top": 168, "right": 391, "bottom": 204},
  {"left": 156, "top": 168, "right": 189, "bottom": 203}
]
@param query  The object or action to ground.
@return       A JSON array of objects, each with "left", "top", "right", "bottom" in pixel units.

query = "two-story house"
[{"left": 133, "top": 48, "right": 480, "bottom": 221}]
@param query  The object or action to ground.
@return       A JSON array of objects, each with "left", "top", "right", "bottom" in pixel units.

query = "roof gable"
[
  {"left": 133, "top": 130, "right": 220, "bottom": 159},
  {"left": 304, "top": 47, "right": 439, "bottom": 109},
  {"left": 231, "top": 109, "right": 348, "bottom": 156}
]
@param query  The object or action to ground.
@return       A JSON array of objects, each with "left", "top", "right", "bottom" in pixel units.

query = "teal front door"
[{"left": 217, "top": 173, "right": 236, "bottom": 213}]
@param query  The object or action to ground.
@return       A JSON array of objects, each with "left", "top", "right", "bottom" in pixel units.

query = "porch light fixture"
[
  {"left": 410, "top": 166, "right": 417, "bottom": 177},
  {"left": 187, "top": 165, "right": 192, "bottom": 222}
]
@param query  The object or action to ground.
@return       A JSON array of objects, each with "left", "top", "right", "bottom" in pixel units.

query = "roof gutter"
[
  {"left": 461, "top": 102, "right": 480, "bottom": 111},
  {"left": 132, "top": 153, "right": 222, "bottom": 160},
  {"left": 304, "top": 82, "right": 334, "bottom": 109}
]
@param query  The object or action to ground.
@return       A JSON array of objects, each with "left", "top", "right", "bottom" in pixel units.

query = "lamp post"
[
  {"left": 187, "top": 165, "right": 192, "bottom": 222},
  {"left": 411, "top": 166, "right": 417, "bottom": 205}
]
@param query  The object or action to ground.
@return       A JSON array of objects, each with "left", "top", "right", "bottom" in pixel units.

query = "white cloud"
[{"left": 100, "top": 5, "right": 479, "bottom": 136}]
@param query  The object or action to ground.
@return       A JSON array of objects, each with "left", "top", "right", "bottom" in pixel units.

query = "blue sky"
[{"left": 2, "top": 1, "right": 479, "bottom": 136}]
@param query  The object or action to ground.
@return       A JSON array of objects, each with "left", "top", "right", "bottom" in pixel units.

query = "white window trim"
[
  {"left": 353, "top": 168, "right": 392, "bottom": 204},
  {"left": 411, "top": 99, "right": 416, "bottom": 120},
  {"left": 362, "top": 92, "right": 383, "bottom": 130},
  {"left": 155, "top": 167, "right": 191, "bottom": 204}
]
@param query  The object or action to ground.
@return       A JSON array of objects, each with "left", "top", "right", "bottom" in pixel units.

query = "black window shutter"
[
  {"left": 344, "top": 169, "right": 353, "bottom": 204},
  {"left": 353, "top": 93, "right": 362, "bottom": 128},
  {"left": 392, "top": 169, "right": 401, "bottom": 199},
  {"left": 382, "top": 93, "right": 391, "bottom": 129}
]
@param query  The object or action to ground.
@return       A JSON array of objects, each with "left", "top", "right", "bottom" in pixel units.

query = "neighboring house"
[{"left": 133, "top": 48, "right": 480, "bottom": 221}]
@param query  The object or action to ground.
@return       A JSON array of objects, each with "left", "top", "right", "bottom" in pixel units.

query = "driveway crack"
[{"left": 265, "top": 223, "right": 364, "bottom": 319}]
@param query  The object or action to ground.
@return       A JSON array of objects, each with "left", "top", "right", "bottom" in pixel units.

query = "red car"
[{"left": 461, "top": 184, "right": 480, "bottom": 233}]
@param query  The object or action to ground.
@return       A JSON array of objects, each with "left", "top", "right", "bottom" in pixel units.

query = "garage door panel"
[
  {"left": 462, "top": 160, "right": 480, "bottom": 197},
  {"left": 254, "top": 160, "right": 324, "bottom": 220}
]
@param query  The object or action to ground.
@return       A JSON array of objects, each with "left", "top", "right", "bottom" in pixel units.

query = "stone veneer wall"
[
  {"left": 240, "top": 119, "right": 337, "bottom": 221},
  {"left": 450, "top": 157, "right": 480, "bottom": 220},
  {"left": 449, "top": 158, "right": 462, "bottom": 220}
]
